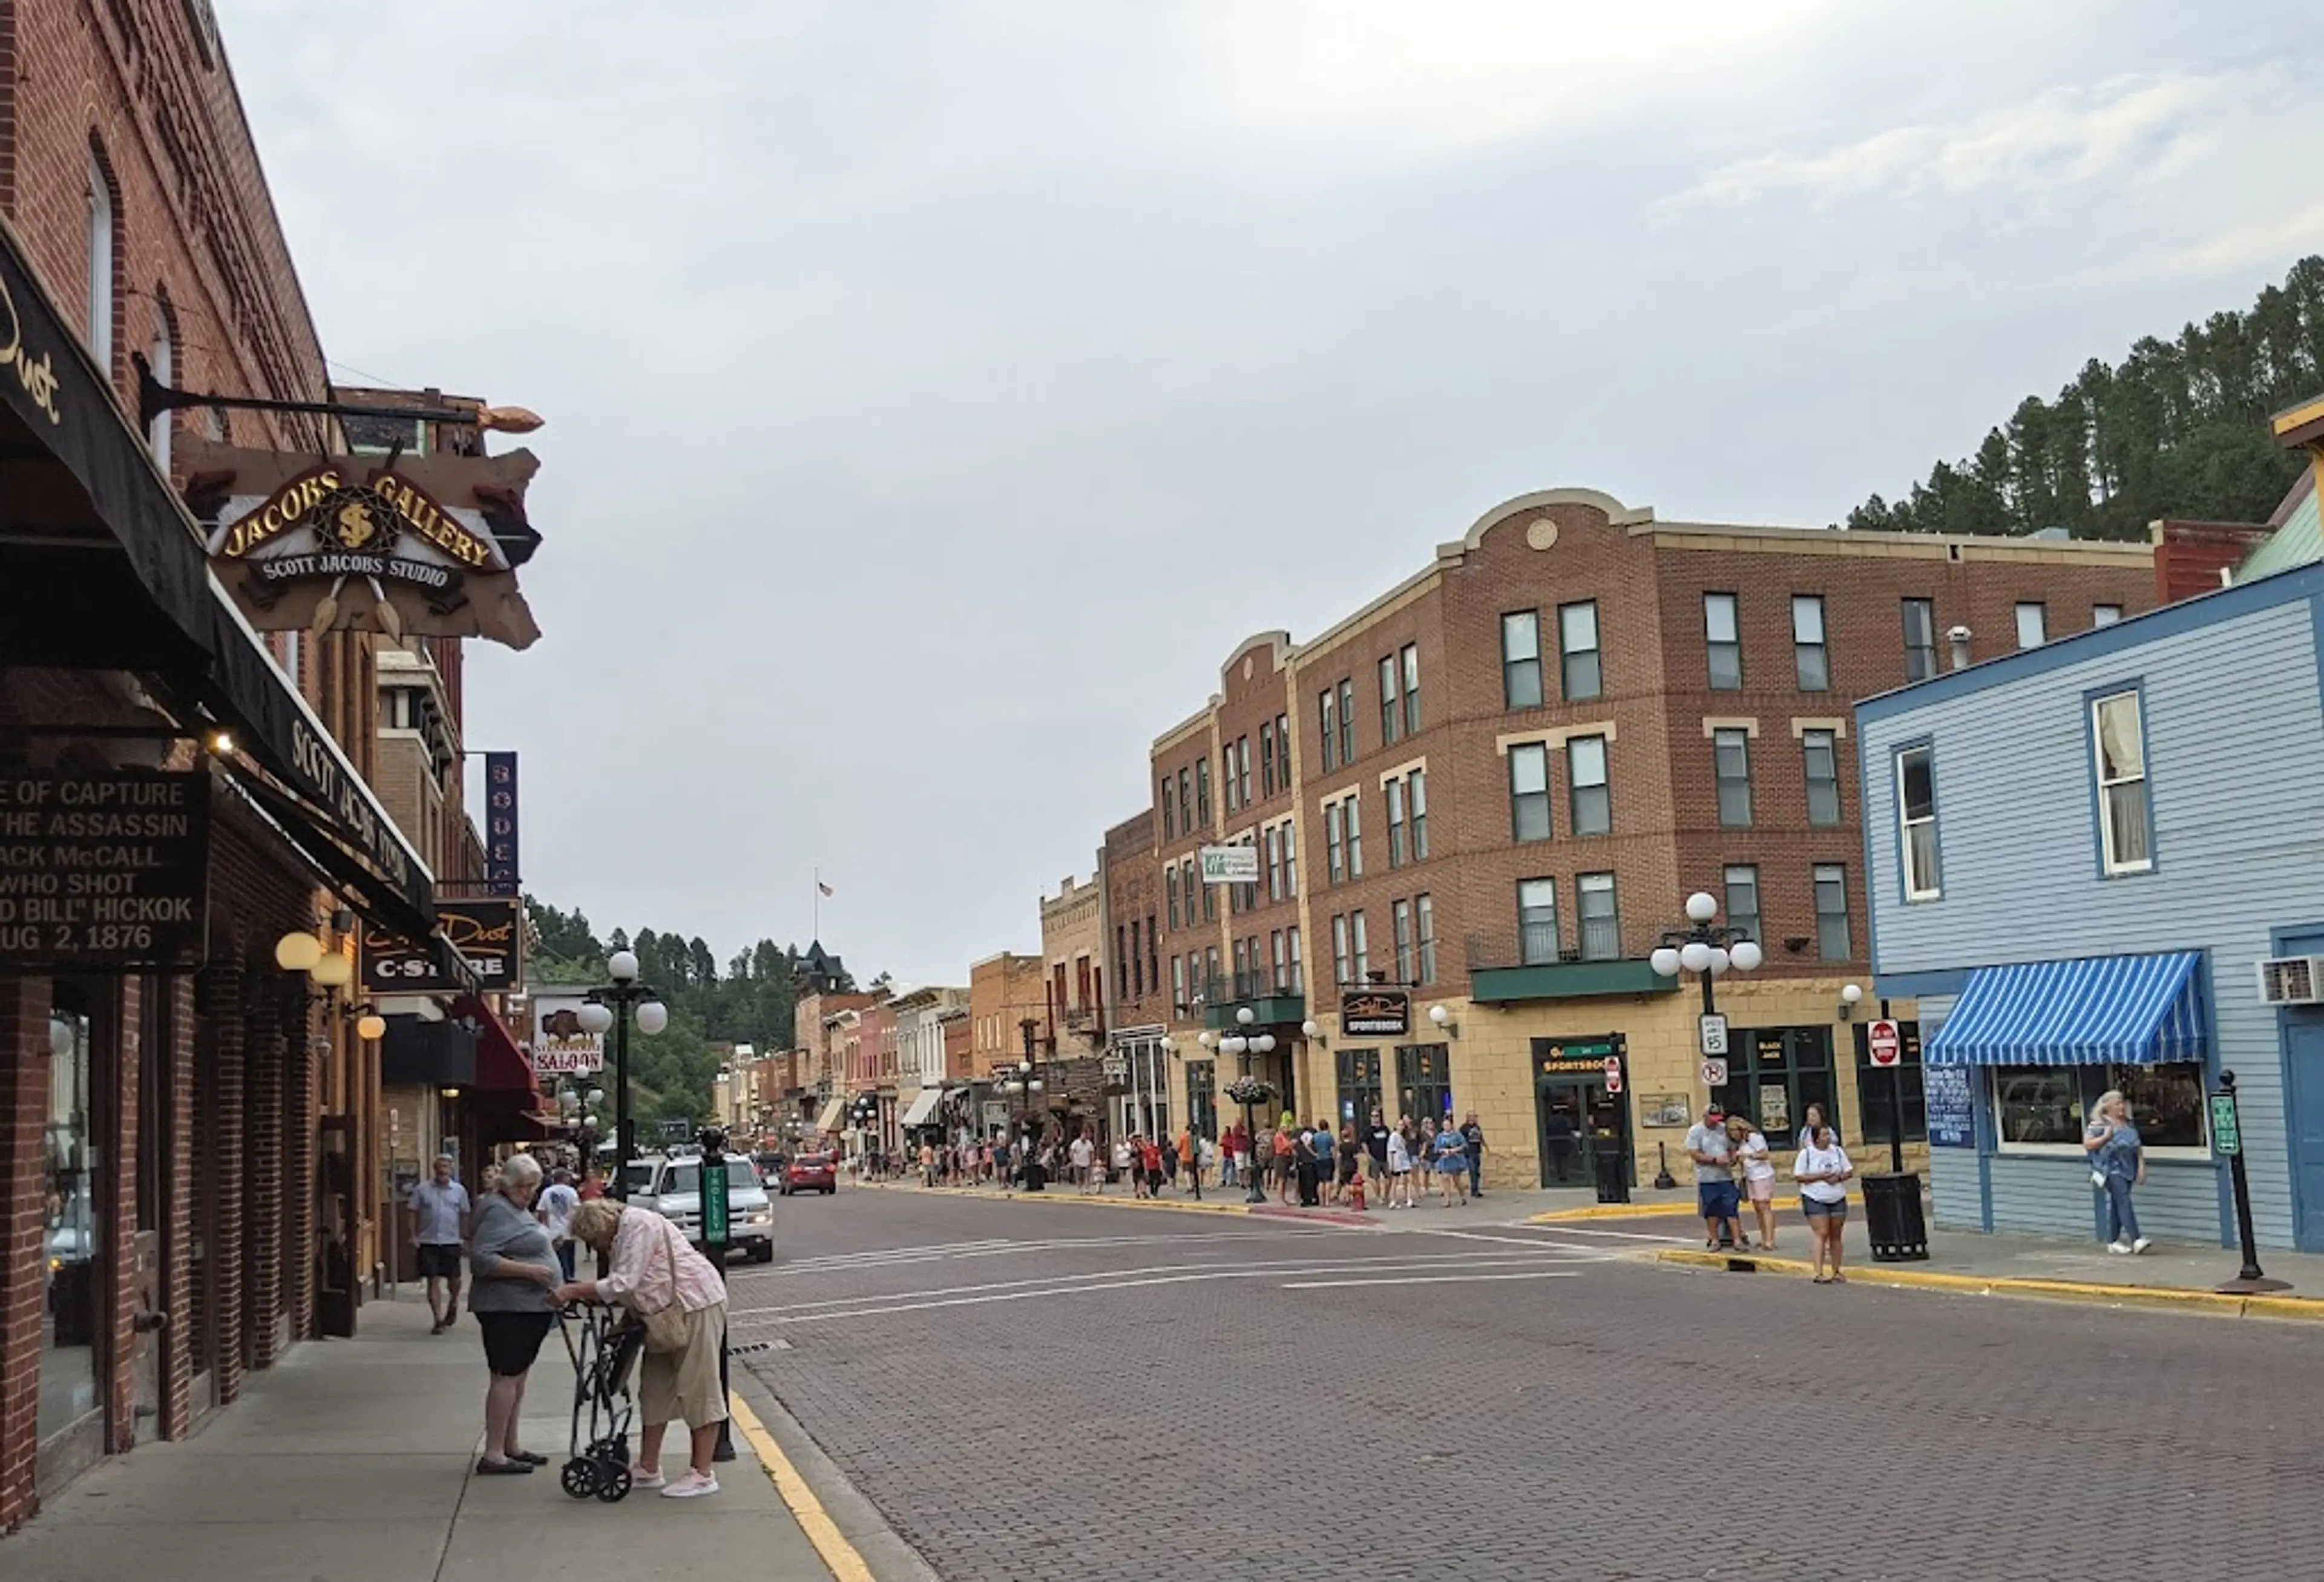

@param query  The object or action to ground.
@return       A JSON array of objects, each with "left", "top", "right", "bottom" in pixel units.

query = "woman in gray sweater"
[{"left": 468, "top": 1151, "right": 560, "bottom": 1475}]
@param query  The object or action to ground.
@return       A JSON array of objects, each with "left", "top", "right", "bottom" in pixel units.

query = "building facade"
[{"left": 1103, "top": 487, "right": 2156, "bottom": 1192}]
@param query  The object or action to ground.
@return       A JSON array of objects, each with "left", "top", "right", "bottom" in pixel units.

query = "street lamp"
[
  {"left": 1642, "top": 891, "right": 1762, "bottom": 1199},
  {"left": 579, "top": 949, "right": 668, "bottom": 1198}
]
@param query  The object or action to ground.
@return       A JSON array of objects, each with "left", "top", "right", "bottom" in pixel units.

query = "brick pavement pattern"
[{"left": 740, "top": 1190, "right": 2324, "bottom": 1582}]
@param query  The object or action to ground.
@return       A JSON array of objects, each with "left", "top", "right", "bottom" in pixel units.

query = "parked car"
[
  {"left": 782, "top": 1151, "right": 838, "bottom": 1196},
  {"left": 625, "top": 1154, "right": 776, "bottom": 1262}
]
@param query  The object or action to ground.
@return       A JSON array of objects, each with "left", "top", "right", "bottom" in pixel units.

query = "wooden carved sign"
[{"left": 187, "top": 436, "right": 542, "bottom": 649}]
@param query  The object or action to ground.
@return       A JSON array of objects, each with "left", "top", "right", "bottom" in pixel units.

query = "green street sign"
[
  {"left": 700, "top": 1158, "right": 731, "bottom": 1244},
  {"left": 2209, "top": 1094, "right": 2242, "bottom": 1157}
]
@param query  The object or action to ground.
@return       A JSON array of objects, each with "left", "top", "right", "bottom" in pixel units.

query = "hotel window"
[
  {"left": 1517, "top": 878, "right": 1560, "bottom": 965},
  {"left": 147, "top": 310, "right": 175, "bottom": 468},
  {"left": 2092, "top": 691, "right": 2152, "bottom": 875},
  {"left": 1265, "top": 826, "right": 1284, "bottom": 901},
  {"left": 1261, "top": 722, "right": 1276, "bottom": 797},
  {"left": 1408, "top": 769, "right": 1429, "bottom": 860},
  {"left": 1196, "top": 760, "right": 1211, "bottom": 824},
  {"left": 1333, "top": 914, "right": 1351, "bottom": 987},
  {"left": 1168, "top": 869, "right": 1181, "bottom": 930},
  {"left": 1559, "top": 601, "right": 1601, "bottom": 702},
  {"left": 1272, "top": 930, "right": 1287, "bottom": 991},
  {"left": 1201, "top": 862, "right": 1216, "bottom": 921},
  {"left": 1326, "top": 801, "right": 1346, "bottom": 884},
  {"left": 1402, "top": 644, "right": 1420, "bottom": 735},
  {"left": 1338, "top": 678, "right": 1357, "bottom": 765},
  {"left": 1393, "top": 899, "right": 1414, "bottom": 984},
  {"left": 1237, "top": 737, "right": 1252, "bottom": 809},
  {"left": 1713, "top": 728, "right": 1753, "bottom": 827},
  {"left": 1704, "top": 593, "right": 1742, "bottom": 690},
  {"left": 1178, "top": 769, "right": 1192, "bottom": 834},
  {"left": 1502, "top": 611, "right": 1543, "bottom": 709},
  {"left": 2093, "top": 604, "right": 2123, "bottom": 628},
  {"left": 87, "top": 150, "right": 116, "bottom": 370},
  {"left": 1345, "top": 795, "right": 1364, "bottom": 877},
  {"left": 1275, "top": 713, "right": 1290, "bottom": 775},
  {"left": 1814, "top": 864, "right": 1851, "bottom": 960},
  {"left": 1510, "top": 743, "right": 1552, "bottom": 842},
  {"left": 1172, "top": 956, "right": 1187, "bottom": 1015},
  {"left": 1567, "top": 735, "right": 1610, "bottom": 836},
  {"left": 1233, "top": 936, "right": 1249, "bottom": 985},
  {"left": 1897, "top": 745, "right": 1940, "bottom": 900},
  {"left": 1386, "top": 776, "right": 1407, "bottom": 868},
  {"left": 1902, "top": 598, "right": 1937, "bottom": 683},
  {"left": 1416, "top": 894, "right": 1436, "bottom": 983},
  {"left": 1802, "top": 729, "right": 1842, "bottom": 827},
  {"left": 1287, "top": 925, "right": 1304, "bottom": 993},
  {"left": 1223, "top": 747, "right": 1239, "bottom": 814},
  {"left": 1792, "top": 595, "right": 1829, "bottom": 691},
  {"left": 1723, "top": 864, "right": 1761, "bottom": 947},
  {"left": 1282, "top": 822, "right": 1299, "bottom": 897},
  {"left": 1319, "top": 688, "right": 1338, "bottom": 772},
  {"left": 1577, "top": 873, "right": 1620, "bottom": 962},
  {"left": 1207, "top": 945, "right": 1220, "bottom": 992},
  {"left": 2015, "top": 602, "right": 2047, "bottom": 649},
  {"left": 1351, "top": 909, "right": 1371, "bottom": 983},
  {"left": 1161, "top": 776, "right": 1175, "bottom": 839},
  {"left": 1379, "top": 654, "right": 1401, "bottom": 746},
  {"left": 1129, "top": 921, "right": 1144, "bottom": 996}
]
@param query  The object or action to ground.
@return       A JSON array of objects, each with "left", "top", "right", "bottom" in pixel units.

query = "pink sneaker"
[
  {"left": 629, "top": 1467, "right": 666, "bottom": 1491},
  {"left": 661, "top": 1471, "right": 720, "bottom": 1498}
]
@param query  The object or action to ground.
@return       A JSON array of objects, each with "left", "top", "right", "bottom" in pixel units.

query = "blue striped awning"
[{"left": 1924, "top": 952, "right": 2206, "bottom": 1067}]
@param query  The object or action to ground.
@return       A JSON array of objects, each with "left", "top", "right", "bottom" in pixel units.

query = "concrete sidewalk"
[{"left": 4, "top": 1294, "right": 840, "bottom": 1582}]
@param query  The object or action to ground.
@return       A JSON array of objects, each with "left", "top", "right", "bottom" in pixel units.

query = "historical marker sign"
[{"left": 0, "top": 772, "right": 209, "bottom": 970}]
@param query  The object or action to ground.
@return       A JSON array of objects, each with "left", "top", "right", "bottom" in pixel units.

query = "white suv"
[{"left": 624, "top": 1155, "right": 776, "bottom": 1264}]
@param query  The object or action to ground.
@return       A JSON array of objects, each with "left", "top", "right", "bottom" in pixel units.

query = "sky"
[{"left": 215, "top": 0, "right": 2324, "bottom": 986}]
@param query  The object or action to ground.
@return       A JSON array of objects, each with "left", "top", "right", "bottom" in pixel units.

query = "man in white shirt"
[
  {"left": 1069, "top": 1132, "right": 1096, "bottom": 1193},
  {"left": 407, "top": 1155, "right": 471, "bottom": 1334}
]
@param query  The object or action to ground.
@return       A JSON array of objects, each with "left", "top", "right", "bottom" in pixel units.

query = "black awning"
[{"left": 0, "top": 214, "right": 437, "bottom": 929}]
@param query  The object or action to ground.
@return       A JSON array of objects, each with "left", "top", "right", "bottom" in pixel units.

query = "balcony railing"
[{"left": 1463, "top": 930, "right": 1676, "bottom": 1003}]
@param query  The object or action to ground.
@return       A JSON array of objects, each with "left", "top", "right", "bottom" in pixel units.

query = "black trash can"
[
  {"left": 1592, "top": 1146, "right": 1630, "bottom": 1205},
  {"left": 1861, "top": 1172, "right": 1928, "bottom": 1261},
  {"left": 1022, "top": 1160, "right": 1048, "bottom": 1193}
]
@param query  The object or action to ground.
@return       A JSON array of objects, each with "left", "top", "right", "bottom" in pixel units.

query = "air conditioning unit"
[{"left": 2257, "top": 956, "right": 2324, "bottom": 1006}]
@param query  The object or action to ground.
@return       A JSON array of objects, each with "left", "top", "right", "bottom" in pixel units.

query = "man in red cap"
[{"left": 1684, "top": 1103, "right": 1742, "bottom": 1251}]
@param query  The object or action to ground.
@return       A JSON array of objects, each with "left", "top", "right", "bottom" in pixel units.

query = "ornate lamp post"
[
  {"left": 1648, "top": 891, "right": 1764, "bottom": 1029},
  {"left": 574, "top": 950, "right": 668, "bottom": 1199},
  {"left": 1215, "top": 1006, "right": 1277, "bottom": 1205},
  {"left": 1003, "top": 1018, "right": 1047, "bottom": 1189}
]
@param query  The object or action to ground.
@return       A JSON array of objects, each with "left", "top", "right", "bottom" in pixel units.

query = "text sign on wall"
[
  {"left": 1341, "top": 990, "right": 1410, "bottom": 1037},
  {"left": 484, "top": 752, "right": 519, "bottom": 896},
  {"left": 0, "top": 773, "right": 209, "bottom": 969},
  {"left": 524, "top": 990, "right": 605, "bottom": 1075},
  {"left": 1925, "top": 1063, "right": 1975, "bottom": 1148},
  {"left": 363, "top": 898, "right": 520, "bottom": 992},
  {"left": 1198, "top": 844, "right": 1258, "bottom": 885}
]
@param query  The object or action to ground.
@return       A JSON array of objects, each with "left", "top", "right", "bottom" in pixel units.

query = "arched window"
[
  {"left": 86, "top": 145, "right": 119, "bottom": 372},
  {"left": 148, "top": 289, "right": 179, "bottom": 469}
]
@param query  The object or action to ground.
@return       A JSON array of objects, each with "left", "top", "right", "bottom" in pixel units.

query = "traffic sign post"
[
  {"left": 696, "top": 1127, "right": 737, "bottom": 1462},
  {"left": 1602, "top": 1055, "right": 1623, "bottom": 1095},
  {"left": 2210, "top": 1072, "right": 2285, "bottom": 1293},
  {"left": 1698, "top": 1013, "right": 1728, "bottom": 1057}
]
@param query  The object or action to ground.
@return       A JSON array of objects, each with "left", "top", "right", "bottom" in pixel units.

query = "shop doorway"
[{"left": 1535, "top": 1078, "right": 1629, "bottom": 1189}]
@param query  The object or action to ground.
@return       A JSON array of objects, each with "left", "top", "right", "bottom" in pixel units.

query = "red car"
[{"left": 782, "top": 1151, "right": 837, "bottom": 1195}]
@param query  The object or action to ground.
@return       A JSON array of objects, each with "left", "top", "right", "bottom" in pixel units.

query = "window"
[
  {"left": 1171, "top": 956, "right": 1187, "bottom": 1016},
  {"left": 1704, "top": 593, "right": 1742, "bottom": 689},
  {"left": 1402, "top": 644, "right": 1420, "bottom": 735},
  {"left": 1707, "top": 1026, "right": 1835, "bottom": 1149},
  {"left": 1409, "top": 769, "right": 1429, "bottom": 860},
  {"left": 147, "top": 309, "right": 175, "bottom": 468},
  {"left": 1233, "top": 936, "right": 1249, "bottom": 986},
  {"left": 1567, "top": 735, "right": 1610, "bottom": 836},
  {"left": 1993, "top": 1063, "right": 2206, "bottom": 1152},
  {"left": 1276, "top": 713, "right": 1289, "bottom": 776},
  {"left": 1264, "top": 826, "right": 1283, "bottom": 901},
  {"left": 1261, "top": 722, "right": 1276, "bottom": 798},
  {"left": 1239, "top": 737, "right": 1252, "bottom": 807},
  {"left": 1792, "top": 595, "right": 1828, "bottom": 691},
  {"left": 1577, "top": 873, "right": 1619, "bottom": 961},
  {"left": 2093, "top": 691, "right": 2152, "bottom": 875},
  {"left": 2093, "top": 605, "right": 2123, "bottom": 628},
  {"left": 1395, "top": 1043, "right": 1451, "bottom": 1127},
  {"left": 1332, "top": 914, "right": 1351, "bottom": 986},
  {"left": 1713, "top": 728, "right": 1753, "bottom": 827},
  {"left": 1287, "top": 925, "right": 1304, "bottom": 993},
  {"left": 1351, "top": 910, "right": 1371, "bottom": 982},
  {"left": 1559, "top": 602, "right": 1601, "bottom": 701},
  {"left": 1502, "top": 612, "right": 1543, "bottom": 709},
  {"left": 2015, "top": 602, "right": 2047, "bottom": 649},
  {"left": 1897, "top": 746, "right": 1940, "bottom": 900},
  {"left": 1319, "top": 689, "right": 1338, "bottom": 773},
  {"left": 1129, "top": 921, "right": 1143, "bottom": 997},
  {"left": 1178, "top": 769, "right": 1192, "bottom": 834},
  {"left": 1517, "top": 878, "right": 1560, "bottom": 965},
  {"left": 1161, "top": 776, "right": 1175, "bottom": 839},
  {"left": 1416, "top": 893, "right": 1436, "bottom": 983},
  {"left": 1201, "top": 862, "right": 1215, "bottom": 921},
  {"left": 1802, "top": 729, "right": 1842, "bottom": 827},
  {"left": 1206, "top": 945, "right": 1220, "bottom": 993},
  {"left": 1510, "top": 743, "right": 1552, "bottom": 842},
  {"left": 1196, "top": 760, "right": 1211, "bottom": 824},
  {"left": 87, "top": 151, "right": 116, "bottom": 371},
  {"left": 1224, "top": 747, "right": 1239, "bottom": 814},
  {"left": 41, "top": 1005, "right": 96, "bottom": 1442},
  {"left": 1325, "top": 802, "right": 1345, "bottom": 884},
  {"left": 1345, "top": 796, "right": 1364, "bottom": 878},
  {"left": 1855, "top": 1020, "right": 1925, "bottom": 1143},
  {"left": 1282, "top": 823, "right": 1298, "bottom": 897},
  {"left": 1337, "top": 1048, "right": 1384, "bottom": 1128},
  {"left": 1723, "top": 865, "right": 1761, "bottom": 947},
  {"left": 1385, "top": 776, "right": 1407, "bottom": 868},
  {"left": 1393, "top": 899, "right": 1414, "bottom": 983},
  {"left": 1380, "top": 655, "right": 1400, "bottom": 745},
  {"left": 1167, "top": 868, "right": 1181, "bottom": 930},
  {"left": 1338, "top": 678, "right": 1357, "bottom": 764},
  {"left": 1813, "top": 864, "right": 1851, "bottom": 960},
  {"left": 1902, "top": 598, "right": 1937, "bottom": 683}
]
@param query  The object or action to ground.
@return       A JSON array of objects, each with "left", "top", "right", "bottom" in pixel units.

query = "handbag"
[{"left": 637, "top": 1217, "right": 691, "bottom": 1354}]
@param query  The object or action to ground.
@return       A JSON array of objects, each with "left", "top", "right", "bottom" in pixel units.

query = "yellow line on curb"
[
  {"left": 729, "top": 1393, "right": 875, "bottom": 1582},
  {"left": 1653, "top": 1247, "right": 2324, "bottom": 1320},
  {"left": 1526, "top": 1202, "right": 1699, "bottom": 1223}
]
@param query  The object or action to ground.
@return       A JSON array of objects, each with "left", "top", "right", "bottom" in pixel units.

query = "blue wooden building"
[{"left": 1856, "top": 556, "right": 2324, "bottom": 1252}]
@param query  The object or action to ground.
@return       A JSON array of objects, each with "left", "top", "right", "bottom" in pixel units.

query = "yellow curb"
[
  {"left": 1006, "top": 1191, "right": 1253, "bottom": 1217},
  {"left": 1526, "top": 1202, "right": 1701, "bottom": 1223},
  {"left": 729, "top": 1393, "right": 873, "bottom": 1582},
  {"left": 1654, "top": 1247, "right": 2324, "bottom": 1321}
]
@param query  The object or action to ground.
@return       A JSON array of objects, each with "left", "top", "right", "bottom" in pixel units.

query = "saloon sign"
[{"left": 188, "top": 436, "right": 542, "bottom": 649}]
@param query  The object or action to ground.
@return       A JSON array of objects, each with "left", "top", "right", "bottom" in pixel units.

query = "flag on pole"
[{"left": 818, "top": 881, "right": 834, "bottom": 897}]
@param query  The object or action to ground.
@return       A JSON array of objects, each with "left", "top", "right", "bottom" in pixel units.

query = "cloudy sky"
[{"left": 217, "top": 0, "right": 2323, "bottom": 985}]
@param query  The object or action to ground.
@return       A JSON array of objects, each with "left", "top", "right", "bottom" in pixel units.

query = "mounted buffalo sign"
[
  {"left": 363, "top": 898, "right": 521, "bottom": 992},
  {"left": 1341, "top": 988, "right": 1410, "bottom": 1038},
  {"left": 183, "top": 436, "right": 542, "bottom": 650}
]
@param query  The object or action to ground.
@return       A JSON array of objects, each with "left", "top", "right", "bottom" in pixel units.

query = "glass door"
[{"left": 1535, "top": 1078, "right": 1631, "bottom": 1188}]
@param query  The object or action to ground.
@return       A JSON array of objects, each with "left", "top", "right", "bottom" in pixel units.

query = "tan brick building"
[{"left": 1102, "top": 487, "right": 2155, "bottom": 1191}]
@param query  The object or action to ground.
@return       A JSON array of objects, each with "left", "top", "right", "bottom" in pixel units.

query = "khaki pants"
[{"left": 639, "top": 1302, "right": 729, "bottom": 1428}]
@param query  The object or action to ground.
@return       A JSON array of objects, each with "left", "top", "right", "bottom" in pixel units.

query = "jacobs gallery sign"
[{"left": 187, "top": 436, "right": 543, "bottom": 650}]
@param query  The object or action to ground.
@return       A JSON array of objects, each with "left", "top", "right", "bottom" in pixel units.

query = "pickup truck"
[{"left": 622, "top": 1154, "right": 776, "bottom": 1263}]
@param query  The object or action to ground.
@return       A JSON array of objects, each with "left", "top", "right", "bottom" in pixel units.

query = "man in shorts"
[
  {"left": 408, "top": 1154, "right": 471, "bottom": 1334},
  {"left": 1684, "top": 1104, "right": 1742, "bottom": 1252},
  {"left": 1364, "top": 1107, "right": 1392, "bottom": 1190}
]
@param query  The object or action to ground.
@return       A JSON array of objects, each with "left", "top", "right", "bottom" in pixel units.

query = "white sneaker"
[
  {"left": 661, "top": 1471, "right": 720, "bottom": 1498},
  {"left": 2131, "top": 1237, "right": 2152, "bottom": 1254},
  {"left": 2106, "top": 1240, "right": 2133, "bottom": 1254},
  {"left": 629, "top": 1467, "right": 666, "bottom": 1490}
]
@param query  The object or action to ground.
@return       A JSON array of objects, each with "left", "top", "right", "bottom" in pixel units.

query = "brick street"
[{"left": 729, "top": 1190, "right": 2324, "bottom": 1582}]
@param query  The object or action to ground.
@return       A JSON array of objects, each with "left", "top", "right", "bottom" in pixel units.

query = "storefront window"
[
  {"left": 1187, "top": 1060, "right": 1217, "bottom": 1140},
  {"left": 42, "top": 1007, "right": 100, "bottom": 1440},
  {"left": 1336, "top": 1048, "right": 1383, "bottom": 1127},
  {"left": 1991, "top": 1063, "right": 2207, "bottom": 1153},
  {"left": 1854, "top": 1021, "right": 1926, "bottom": 1143},
  {"left": 1394, "top": 1043, "right": 1451, "bottom": 1124},
  {"left": 1709, "top": 1027, "right": 1833, "bottom": 1149}
]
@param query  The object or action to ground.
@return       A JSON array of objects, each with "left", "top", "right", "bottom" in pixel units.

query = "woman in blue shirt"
[
  {"left": 2083, "top": 1089, "right": 2150, "bottom": 1255},
  {"left": 1433, "top": 1121, "right": 1469, "bottom": 1206}
]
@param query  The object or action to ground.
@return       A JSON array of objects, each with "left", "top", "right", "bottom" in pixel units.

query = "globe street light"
[{"left": 583, "top": 957, "right": 668, "bottom": 1196}]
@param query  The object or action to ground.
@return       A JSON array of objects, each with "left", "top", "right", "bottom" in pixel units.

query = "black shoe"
[
  {"left": 476, "top": 1458, "right": 534, "bottom": 1475},
  {"left": 507, "top": 1450, "right": 549, "bottom": 1466}
]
